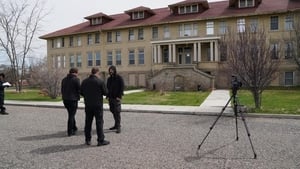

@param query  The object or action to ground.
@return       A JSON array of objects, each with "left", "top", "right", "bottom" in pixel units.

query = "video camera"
[{"left": 231, "top": 75, "right": 242, "bottom": 95}]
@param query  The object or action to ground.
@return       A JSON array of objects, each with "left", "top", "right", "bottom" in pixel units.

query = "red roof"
[{"left": 40, "top": 0, "right": 300, "bottom": 39}]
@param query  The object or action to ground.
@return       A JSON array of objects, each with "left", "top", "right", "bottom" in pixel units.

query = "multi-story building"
[{"left": 40, "top": 0, "right": 300, "bottom": 91}]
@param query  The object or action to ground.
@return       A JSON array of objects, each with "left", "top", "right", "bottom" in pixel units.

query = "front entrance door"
[{"left": 177, "top": 46, "right": 192, "bottom": 65}]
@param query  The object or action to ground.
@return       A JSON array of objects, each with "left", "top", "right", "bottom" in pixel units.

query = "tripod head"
[{"left": 231, "top": 75, "right": 242, "bottom": 96}]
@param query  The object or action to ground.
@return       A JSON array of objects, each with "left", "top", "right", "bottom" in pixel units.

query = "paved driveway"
[{"left": 0, "top": 106, "right": 299, "bottom": 169}]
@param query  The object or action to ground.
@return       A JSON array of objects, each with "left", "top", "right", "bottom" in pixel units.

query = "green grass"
[
  {"left": 4, "top": 88, "right": 300, "bottom": 115},
  {"left": 237, "top": 89, "right": 300, "bottom": 115},
  {"left": 5, "top": 89, "right": 61, "bottom": 101},
  {"left": 122, "top": 91, "right": 210, "bottom": 106}
]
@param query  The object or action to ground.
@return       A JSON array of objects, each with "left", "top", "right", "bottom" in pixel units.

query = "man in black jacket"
[
  {"left": 61, "top": 68, "right": 80, "bottom": 136},
  {"left": 107, "top": 65, "right": 124, "bottom": 133},
  {"left": 81, "top": 67, "right": 109, "bottom": 146},
  {"left": 0, "top": 73, "right": 9, "bottom": 115}
]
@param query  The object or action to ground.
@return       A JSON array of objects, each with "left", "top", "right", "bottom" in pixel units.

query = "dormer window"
[
  {"left": 91, "top": 18, "right": 102, "bottom": 25},
  {"left": 125, "top": 6, "right": 155, "bottom": 21},
  {"left": 133, "top": 11, "right": 144, "bottom": 20},
  {"left": 84, "top": 12, "right": 114, "bottom": 26},
  {"left": 239, "top": 0, "right": 254, "bottom": 8},
  {"left": 178, "top": 4, "right": 199, "bottom": 14}
]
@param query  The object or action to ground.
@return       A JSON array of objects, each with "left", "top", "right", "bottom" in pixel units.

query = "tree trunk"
[{"left": 251, "top": 90, "right": 262, "bottom": 109}]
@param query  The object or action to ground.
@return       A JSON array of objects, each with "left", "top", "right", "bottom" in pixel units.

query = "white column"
[
  {"left": 214, "top": 41, "right": 219, "bottom": 61},
  {"left": 193, "top": 43, "right": 197, "bottom": 62},
  {"left": 158, "top": 45, "right": 162, "bottom": 63},
  {"left": 153, "top": 45, "right": 157, "bottom": 63},
  {"left": 172, "top": 44, "right": 176, "bottom": 63},
  {"left": 198, "top": 42, "right": 201, "bottom": 62},
  {"left": 168, "top": 44, "right": 172, "bottom": 63},
  {"left": 210, "top": 41, "right": 214, "bottom": 61}
]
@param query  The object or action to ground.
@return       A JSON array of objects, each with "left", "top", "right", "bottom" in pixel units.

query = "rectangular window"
[
  {"left": 62, "top": 55, "right": 66, "bottom": 68},
  {"left": 95, "top": 32, "right": 100, "bottom": 43},
  {"left": 152, "top": 27, "right": 158, "bottom": 39},
  {"left": 129, "top": 50, "right": 135, "bottom": 65},
  {"left": 138, "top": 28, "right": 144, "bottom": 40},
  {"left": 285, "top": 42, "right": 293, "bottom": 59},
  {"left": 250, "top": 18, "right": 258, "bottom": 32},
  {"left": 128, "top": 29, "right": 134, "bottom": 41},
  {"left": 116, "top": 50, "right": 122, "bottom": 65},
  {"left": 61, "top": 38, "right": 65, "bottom": 47},
  {"left": 179, "top": 23, "right": 198, "bottom": 37},
  {"left": 239, "top": 0, "right": 254, "bottom": 8},
  {"left": 237, "top": 18, "right": 245, "bottom": 32},
  {"left": 95, "top": 51, "right": 101, "bottom": 66},
  {"left": 271, "top": 43, "right": 279, "bottom": 59},
  {"left": 87, "top": 52, "right": 93, "bottom": 67},
  {"left": 77, "top": 36, "right": 81, "bottom": 46},
  {"left": 69, "top": 36, "right": 74, "bottom": 47},
  {"left": 70, "top": 55, "right": 75, "bottom": 68},
  {"left": 107, "top": 51, "right": 113, "bottom": 66},
  {"left": 115, "top": 31, "right": 121, "bottom": 42},
  {"left": 285, "top": 72, "right": 294, "bottom": 86},
  {"left": 270, "top": 16, "right": 279, "bottom": 31},
  {"left": 206, "top": 21, "right": 214, "bottom": 35},
  {"left": 219, "top": 21, "right": 227, "bottom": 34},
  {"left": 76, "top": 53, "right": 82, "bottom": 67},
  {"left": 285, "top": 15, "right": 294, "bottom": 31},
  {"left": 56, "top": 38, "right": 61, "bottom": 48},
  {"left": 132, "top": 11, "right": 144, "bottom": 20},
  {"left": 87, "top": 34, "right": 93, "bottom": 45},
  {"left": 138, "top": 49, "right": 144, "bottom": 65},
  {"left": 107, "top": 32, "right": 112, "bottom": 43},
  {"left": 163, "top": 26, "right": 170, "bottom": 38}
]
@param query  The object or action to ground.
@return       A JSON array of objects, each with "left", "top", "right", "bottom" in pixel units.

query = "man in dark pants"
[
  {"left": 0, "top": 73, "right": 9, "bottom": 115},
  {"left": 107, "top": 65, "right": 124, "bottom": 134},
  {"left": 61, "top": 68, "right": 80, "bottom": 136},
  {"left": 81, "top": 67, "right": 109, "bottom": 146}
]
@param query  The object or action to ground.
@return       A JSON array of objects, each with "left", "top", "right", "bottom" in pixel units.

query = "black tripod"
[{"left": 197, "top": 89, "right": 257, "bottom": 159}]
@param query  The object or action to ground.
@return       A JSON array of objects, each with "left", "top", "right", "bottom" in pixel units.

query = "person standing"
[
  {"left": 81, "top": 67, "right": 109, "bottom": 146},
  {"left": 0, "top": 73, "right": 9, "bottom": 115},
  {"left": 61, "top": 68, "right": 80, "bottom": 136},
  {"left": 106, "top": 65, "right": 124, "bottom": 134}
]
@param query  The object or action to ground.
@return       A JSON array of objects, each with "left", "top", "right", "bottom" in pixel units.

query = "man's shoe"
[
  {"left": 0, "top": 111, "right": 8, "bottom": 115},
  {"left": 85, "top": 141, "right": 91, "bottom": 145},
  {"left": 97, "top": 140, "right": 110, "bottom": 146},
  {"left": 116, "top": 128, "right": 121, "bottom": 134},
  {"left": 109, "top": 126, "right": 117, "bottom": 130}
]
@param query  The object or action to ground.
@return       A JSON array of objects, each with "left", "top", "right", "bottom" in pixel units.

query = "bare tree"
[
  {"left": 221, "top": 27, "right": 281, "bottom": 109},
  {"left": 29, "top": 58, "right": 66, "bottom": 99},
  {"left": 0, "top": 0, "right": 47, "bottom": 92}
]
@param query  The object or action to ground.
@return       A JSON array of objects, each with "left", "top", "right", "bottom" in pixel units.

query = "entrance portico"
[{"left": 151, "top": 37, "right": 220, "bottom": 65}]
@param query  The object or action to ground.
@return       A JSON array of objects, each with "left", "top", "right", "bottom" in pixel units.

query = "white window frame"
[{"left": 206, "top": 21, "right": 214, "bottom": 35}]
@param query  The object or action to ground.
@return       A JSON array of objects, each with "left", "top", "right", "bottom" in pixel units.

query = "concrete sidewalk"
[{"left": 5, "top": 89, "right": 232, "bottom": 115}]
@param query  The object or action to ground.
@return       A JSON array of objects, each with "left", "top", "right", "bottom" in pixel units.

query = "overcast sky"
[{"left": 1, "top": 0, "right": 223, "bottom": 64}]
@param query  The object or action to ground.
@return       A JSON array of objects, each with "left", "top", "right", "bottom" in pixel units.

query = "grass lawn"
[
  {"left": 122, "top": 91, "right": 210, "bottom": 106},
  {"left": 237, "top": 89, "right": 300, "bottom": 115},
  {"left": 4, "top": 88, "right": 300, "bottom": 115}
]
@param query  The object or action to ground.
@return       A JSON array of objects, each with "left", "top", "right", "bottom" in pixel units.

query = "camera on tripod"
[{"left": 231, "top": 75, "right": 242, "bottom": 95}]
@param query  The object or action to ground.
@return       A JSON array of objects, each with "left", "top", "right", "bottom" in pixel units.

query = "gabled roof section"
[
  {"left": 168, "top": 0, "right": 209, "bottom": 15},
  {"left": 84, "top": 12, "right": 114, "bottom": 26},
  {"left": 229, "top": 0, "right": 262, "bottom": 8},
  {"left": 169, "top": 0, "right": 209, "bottom": 9},
  {"left": 125, "top": 6, "right": 155, "bottom": 15},
  {"left": 84, "top": 12, "right": 114, "bottom": 20},
  {"left": 125, "top": 6, "right": 155, "bottom": 20}
]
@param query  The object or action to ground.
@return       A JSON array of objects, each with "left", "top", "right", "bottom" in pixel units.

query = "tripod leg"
[
  {"left": 234, "top": 105, "right": 239, "bottom": 141},
  {"left": 197, "top": 95, "right": 233, "bottom": 151},
  {"left": 239, "top": 110, "right": 257, "bottom": 159}
]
